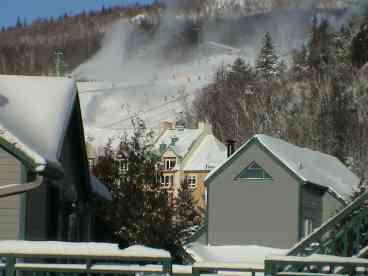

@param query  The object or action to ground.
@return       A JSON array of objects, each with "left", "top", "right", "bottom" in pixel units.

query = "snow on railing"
[
  {"left": 192, "top": 262, "right": 264, "bottom": 276},
  {"left": 0, "top": 241, "right": 172, "bottom": 276}
]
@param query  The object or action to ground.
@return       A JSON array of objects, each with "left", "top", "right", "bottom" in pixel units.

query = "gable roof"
[
  {"left": 154, "top": 128, "right": 201, "bottom": 158},
  {"left": 0, "top": 75, "right": 76, "bottom": 175},
  {"left": 182, "top": 134, "right": 227, "bottom": 171},
  {"left": 205, "top": 134, "right": 360, "bottom": 201}
]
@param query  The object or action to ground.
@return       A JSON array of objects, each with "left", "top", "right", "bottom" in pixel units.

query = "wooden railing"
[
  {"left": 0, "top": 240, "right": 267, "bottom": 276},
  {"left": 192, "top": 262, "right": 264, "bottom": 276},
  {"left": 287, "top": 190, "right": 368, "bottom": 258},
  {"left": 0, "top": 241, "right": 172, "bottom": 276},
  {"left": 264, "top": 254, "right": 368, "bottom": 276}
]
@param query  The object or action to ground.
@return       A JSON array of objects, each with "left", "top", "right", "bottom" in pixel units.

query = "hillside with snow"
[{"left": 74, "top": 0, "right": 361, "bottom": 149}]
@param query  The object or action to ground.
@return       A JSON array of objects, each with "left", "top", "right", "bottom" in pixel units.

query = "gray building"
[
  {"left": 204, "top": 134, "right": 360, "bottom": 249},
  {"left": 0, "top": 75, "right": 111, "bottom": 242}
]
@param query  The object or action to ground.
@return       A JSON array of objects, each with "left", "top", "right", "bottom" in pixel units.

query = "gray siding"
[
  {"left": 0, "top": 148, "right": 21, "bottom": 240},
  {"left": 208, "top": 142, "right": 300, "bottom": 249},
  {"left": 322, "top": 191, "right": 344, "bottom": 222},
  {"left": 301, "top": 185, "right": 323, "bottom": 236}
]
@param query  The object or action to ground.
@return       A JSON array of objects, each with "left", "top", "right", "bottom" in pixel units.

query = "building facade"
[
  {"left": 155, "top": 121, "right": 227, "bottom": 208},
  {"left": 0, "top": 75, "right": 111, "bottom": 242},
  {"left": 204, "top": 134, "right": 359, "bottom": 248}
]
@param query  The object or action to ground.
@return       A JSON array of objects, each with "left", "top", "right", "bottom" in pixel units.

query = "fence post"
[
  {"left": 5, "top": 257, "right": 15, "bottom": 276},
  {"left": 163, "top": 259, "right": 172, "bottom": 276},
  {"left": 264, "top": 260, "right": 273, "bottom": 276},
  {"left": 192, "top": 267, "right": 200, "bottom": 276}
]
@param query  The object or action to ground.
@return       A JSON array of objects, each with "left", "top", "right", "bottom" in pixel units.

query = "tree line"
[{"left": 0, "top": 3, "right": 161, "bottom": 75}]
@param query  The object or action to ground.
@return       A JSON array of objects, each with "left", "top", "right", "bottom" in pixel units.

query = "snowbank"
[{"left": 186, "top": 243, "right": 287, "bottom": 265}]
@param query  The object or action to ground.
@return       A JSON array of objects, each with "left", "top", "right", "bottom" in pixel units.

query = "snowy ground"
[{"left": 186, "top": 243, "right": 287, "bottom": 265}]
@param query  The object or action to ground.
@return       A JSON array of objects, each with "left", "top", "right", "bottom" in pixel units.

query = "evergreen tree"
[
  {"left": 228, "top": 57, "right": 256, "bottom": 85},
  {"left": 352, "top": 21, "right": 368, "bottom": 68},
  {"left": 307, "top": 17, "right": 335, "bottom": 78},
  {"left": 175, "top": 179, "right": 202, "bottom": 242},
  {"left": 16, "top": 16, "right": 22, "bottom": 28},
  {"left": 93, "top": 118, "right": 200, "bottom": 263},
  {"left": 255, "top": 32, "right": 280, "bottom": 80}
]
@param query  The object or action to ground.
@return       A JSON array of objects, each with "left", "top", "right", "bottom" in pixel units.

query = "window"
[
  {"left": 187, "top": 175, "right": 197, "bottom": 190},
  {"left": 164, "top": 159, "right": 176, "bottom": 170},
  {"left": 88, "top": 158, "right": 95, "bottom": 170},
  {"left": 304, "top": 218, "right": 313, "bottom": 237},
  {"left": 117, "top": 158, "right": 128, "bottom": 175},
  {"left": 160, "top": 174, "right": 173, "bottom": 188},
  {"left": 236, "top": 161, "right": 272, "bottom": 180}
]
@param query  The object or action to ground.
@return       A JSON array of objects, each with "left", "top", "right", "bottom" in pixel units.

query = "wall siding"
[
  {"left": 322, "top": 191, "right": 344, "bottom": 222},
  {"left": 301, "top": 185, "right": 323, "bottom": 235},
  {"left": 0, "top": 148, "right": 21, "bottom": 240},
  {"left": 208, "top": 142, "right": 300, "bottom": 249}
]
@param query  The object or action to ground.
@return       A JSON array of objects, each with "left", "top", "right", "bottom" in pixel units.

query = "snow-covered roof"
[
  {"left": 206, "top": 134, "right": 360, "bottom": 201},
  {"left": 155, "top": 128, "right": 201, "bottom": 158},
  {"left": 185, "top": 243, "right": 287, "bottom": 265},
  {"left": 182, "top": 134, "right": 227, "bottom": 171},
  {"left": 0, "top": 75, "right": 76, "bottom": 167}
]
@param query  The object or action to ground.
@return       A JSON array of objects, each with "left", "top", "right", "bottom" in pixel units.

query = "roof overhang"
[{"left": 0, "top": 125, "right": 64, "bottom": 179}]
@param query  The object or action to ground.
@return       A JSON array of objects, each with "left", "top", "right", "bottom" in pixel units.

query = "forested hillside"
[{"left": 0, "top": 3, "right": 161, "bottom": 75}]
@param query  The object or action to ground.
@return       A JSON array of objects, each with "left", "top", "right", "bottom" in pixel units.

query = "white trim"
[{"left": 0, "top": 175, "right": 43, "bottom": 198}]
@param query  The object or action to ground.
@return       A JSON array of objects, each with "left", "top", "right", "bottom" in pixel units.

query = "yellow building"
[{"left": 155, "top": 121, "right": 227, "bottom": 208}]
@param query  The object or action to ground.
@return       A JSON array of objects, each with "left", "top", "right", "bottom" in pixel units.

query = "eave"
[{"left": 0, "top": 125, "right": 63, "bottom": 179}]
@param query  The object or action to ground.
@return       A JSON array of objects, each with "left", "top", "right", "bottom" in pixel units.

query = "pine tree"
[
  {"left": 255, "top": 32, "right": 280, "bottom": 80},
  {"left": 307, "top": 17, "right": 335, "bottom": 78},
  {"left": 175, "top": 179, "right": 202, "bottom": 242},
  {"left": 352, "top": 21, "right": 368, "bottom": 68},
  {"left": 228, "top": 57, "right": 256, "bottom": 85}
]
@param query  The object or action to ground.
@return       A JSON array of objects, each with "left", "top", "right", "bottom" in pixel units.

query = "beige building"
[{"left": 154, "top": 121, "right": 227, "bottom": 208}]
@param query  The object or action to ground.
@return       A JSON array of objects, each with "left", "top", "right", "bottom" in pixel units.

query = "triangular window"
[{"left": 236, "top": 161, "right": 272, "bottom": 180}]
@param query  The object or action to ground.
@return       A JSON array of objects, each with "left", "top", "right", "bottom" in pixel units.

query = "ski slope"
[{"left": 77, "top": 51, "right": 246, "bottom": 150}]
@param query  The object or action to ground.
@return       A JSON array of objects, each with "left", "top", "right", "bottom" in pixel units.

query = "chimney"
[
  {"left": 175, "top": 120, "right": 185, "bottom": 131},
  {"left": 226, "top": 140, "right": 235, "bottom": 158}
]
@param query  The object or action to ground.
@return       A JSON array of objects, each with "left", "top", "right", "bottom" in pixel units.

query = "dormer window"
[
  {"left": 236, "top": 161, "right": 272, "bottom": 180},
  {"left": 165, "top": 159, "right": 176, "bottom": 170}
]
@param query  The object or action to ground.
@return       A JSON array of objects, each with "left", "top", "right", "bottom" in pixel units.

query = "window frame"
[
  {"left": 187, "top": 175, "right": 197, "bottom": 190},
  {"left": 303, "top": 217, "right": 313, "bottom": 237},
  {"left": 235, "top": 161, "right": 273, "bottom": 180},
  {"left": 160, "top": 174, "right": 173, "bottom": 189},
  {"left": 164, "top": 158, "right": 176, "bottom": 171}
]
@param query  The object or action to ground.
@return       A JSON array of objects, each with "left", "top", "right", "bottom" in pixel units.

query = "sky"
[{"left": 0, "top": 0, "right": 154, "bottom": 28}]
